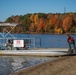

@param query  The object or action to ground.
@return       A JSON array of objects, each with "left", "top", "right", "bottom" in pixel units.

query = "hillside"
[{"left": 3, "top": 12, "right": 76, "bottom": 34}]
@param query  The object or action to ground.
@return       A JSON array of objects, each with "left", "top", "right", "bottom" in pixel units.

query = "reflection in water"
[{"left": 0, "top": 56, "right": 57, "bottom": 75}]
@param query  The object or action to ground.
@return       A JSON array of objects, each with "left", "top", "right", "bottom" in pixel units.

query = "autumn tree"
[
  {"left": 29, "top": 14, "right": 35, "bottom": 32},
  {"left": 38, "top": 13, "right": 47, "bottom": 19},
  {"left": 23, "top": 14, "right": 31, "bottom": 32},
  {"left": 30, "top": 14, "right": 34, "bottom": 22},
  {"left": 63, "top": 14, "right": 74, "bottom": 32},
  {"left": 37, "top": 18, "right": 45, "bottom": 33},
  {"left": 34, "top": 14, "right": 39, "bottom": 26},
  {"left": 5, "top": 17, "right": 13, "bottom": 23}
]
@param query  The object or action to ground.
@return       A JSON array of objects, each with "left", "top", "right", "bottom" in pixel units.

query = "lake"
[
  {"left": 0, "top": 56, "right": 57, "bottom": 75},
  {"left": 0, "top": 33, "right": 76, "bottom": 48}
]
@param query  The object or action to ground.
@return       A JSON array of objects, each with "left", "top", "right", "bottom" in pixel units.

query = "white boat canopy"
[
  {"left": 0, "top": 23, "right": 19, "bottom": 26},
  {"left": 0, "top": 23, "right": 19, "bottom": 38}
]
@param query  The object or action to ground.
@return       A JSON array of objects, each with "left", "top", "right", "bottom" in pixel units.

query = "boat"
[{"left": 0, "top": 23, "right": 70, "bottom": 56}]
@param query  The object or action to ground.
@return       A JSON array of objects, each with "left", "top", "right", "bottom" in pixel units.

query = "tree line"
[{"left": 4, "top": 12, "right": 76, "bottom": 34}]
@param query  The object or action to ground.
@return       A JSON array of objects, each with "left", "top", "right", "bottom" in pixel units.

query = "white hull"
[{"left": 0, "top": 49, "right": 69, "bottom": 56}]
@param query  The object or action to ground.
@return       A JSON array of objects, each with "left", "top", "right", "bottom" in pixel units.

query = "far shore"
[{"left": 17, "top": 32, "right": 76, "bottom": 35}]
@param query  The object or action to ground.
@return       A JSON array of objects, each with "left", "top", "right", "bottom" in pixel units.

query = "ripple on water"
[{"left": 0, "top": 56, "right": 58, "bottom": 75}]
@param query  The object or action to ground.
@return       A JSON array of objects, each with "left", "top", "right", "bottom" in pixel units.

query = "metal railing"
[{"left": 0, "top": 38, "right": 35, "bottom": 50}]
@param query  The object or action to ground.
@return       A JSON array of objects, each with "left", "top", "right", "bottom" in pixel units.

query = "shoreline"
[
  {"left": 10, "top": 56, "right": 76, "bottom": 75},
  {"left": 14, "top": 32, "right": 76, "bottom": 35}
]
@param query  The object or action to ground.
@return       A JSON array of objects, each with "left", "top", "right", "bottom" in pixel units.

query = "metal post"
[
  {"left": 40, "top": 37, "right": 41, "bottom": 48},
  {"left": 34, "top": 37, "right": 36, "bottom": 49}
]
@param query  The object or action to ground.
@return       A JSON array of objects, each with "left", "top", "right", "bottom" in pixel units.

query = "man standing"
[{"left": 67, "top": 34, "right": 76, "bottom": 53}]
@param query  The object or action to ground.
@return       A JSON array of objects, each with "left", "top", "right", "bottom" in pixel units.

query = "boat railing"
[{"left": 0, "top": 38, "right": 35, "bottom": 50}]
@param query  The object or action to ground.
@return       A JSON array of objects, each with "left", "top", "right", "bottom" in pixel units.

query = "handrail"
[{"left": 0, "top": 38, "right": 35, "bottom": 50}]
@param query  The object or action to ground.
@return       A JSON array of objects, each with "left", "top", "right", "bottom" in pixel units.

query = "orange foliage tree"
[
  {"left": 63, "top": 15, "right": 73, "bottom": 32},
  {"left": 37, "top": 18, "right": 45, "bottom": 32}
]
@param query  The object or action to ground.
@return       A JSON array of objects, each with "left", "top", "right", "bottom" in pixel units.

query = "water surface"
[{"left": 0, "top": 56, "right": 56, "bottom": 75}]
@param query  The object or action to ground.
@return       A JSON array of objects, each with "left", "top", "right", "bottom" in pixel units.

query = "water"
[
  {"left": 1, "top": 33, "right": 75, "bottom": 48},
  {"left": 0, "top": 34, "right": 76, "bottom": 75},
  {"left": 0, "top": 33, "right": 76, "bottom": 48},
  {"left": 0, "top": 56, "right": 56, "bottom": 75}
]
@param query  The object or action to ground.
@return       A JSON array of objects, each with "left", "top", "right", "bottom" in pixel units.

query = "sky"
[{"left": 0, "top": 0, "right": 76, "bottom": 22}]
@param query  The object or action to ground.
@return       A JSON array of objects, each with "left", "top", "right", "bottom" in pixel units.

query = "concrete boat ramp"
[{"left": 0, "top": 48, "right": 70, "bottom": 56}]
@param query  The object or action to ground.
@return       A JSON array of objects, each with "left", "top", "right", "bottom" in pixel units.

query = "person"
[
  {"left": 67, "top": 34, "right": 76, "bottom": 53},
  {"left": 21, "top": 42, "right": 26, "bottom": 50},
  {"left": 6, "top": 39, "right": 13, "bottom": 50}
]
